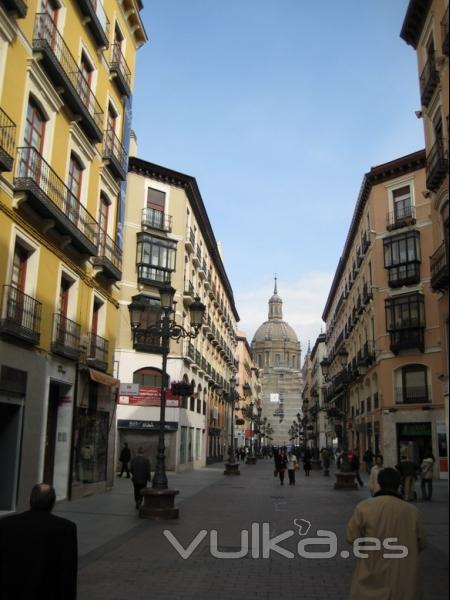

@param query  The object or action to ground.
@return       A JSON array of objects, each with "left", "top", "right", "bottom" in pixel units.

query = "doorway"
[
  {"left": 43, "top": 382, "right": 60, "bottom": 485},
  {"left": 0, "top": 399, "right": 23, "bottom": 511}
]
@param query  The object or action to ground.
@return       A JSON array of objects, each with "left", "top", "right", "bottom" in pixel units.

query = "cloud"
[{"left": 235, "top": 272, "right": 333, "bottom": 356}]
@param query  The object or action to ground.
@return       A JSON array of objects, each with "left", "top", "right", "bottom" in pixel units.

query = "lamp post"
[
  {"left": 128, "top": 283, "right": 205, "bottom": 519},
  {"left": 246, "top": 401, "right": 257, "bottom": 464},
  {"left": 224, "top": 375, "right": 240, "bottom": 475}
]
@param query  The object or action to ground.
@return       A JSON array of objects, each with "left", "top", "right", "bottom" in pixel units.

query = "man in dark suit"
[
  {"left": 0, "top": 483, "right": 78, "bottom": 600},
  {"left": 130, "top": 447, "right": 151, "bottom": 509}
]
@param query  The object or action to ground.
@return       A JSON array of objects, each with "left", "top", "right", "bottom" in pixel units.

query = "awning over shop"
[{"left": 88, "top": 368, "right": 120, "bottom": 388}]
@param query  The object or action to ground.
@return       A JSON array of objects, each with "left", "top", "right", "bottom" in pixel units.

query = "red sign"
[
  {"left": 245, "top": 430, "right": 253, "bottom": 439},
  {"left": 119, "top": 386, "right": 180, "bottom": 407}
]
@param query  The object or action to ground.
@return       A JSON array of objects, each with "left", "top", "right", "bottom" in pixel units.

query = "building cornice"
[
  {"left": 400, "top": 0, "right": 432, "bottom": 49},
  {"left": 128, "top": 156, "right": 240, "bottom": 321},
  {"left": 322, "top": 149, "right": 426, "bottom": 321}
]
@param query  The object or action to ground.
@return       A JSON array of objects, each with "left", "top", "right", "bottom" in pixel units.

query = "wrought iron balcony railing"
[
  {"left": 103, "top": 129, "right": 127, "bottom": 180},
  {"left": 110, "top": 43, "right": 131, "bottom": 97},
  {"left": 77, "top": 0, "right": 109, "bottom": 48},
  {"left": 395, "top": 385, "right": 431, "bottom": 404},
  {"left": 442, "top": 5, "right": 449, "bottom": 56},
  {"left": 426, "top": 139, "right": 448, "bottom": 192},
  {"left": 386, "top": 204, "right": 416, "bottom": 231},
  {"left": 1, "top": 0, "right": 27, "bottom": 18},
  {"left": 0, "top": 284, "right": 41, "bottom": 345},
  {"left": 419, "top": 54, "right": 440, "bottom": 107},
  {"left": 133, "top": 328, "right": 163, "bottom": 353},
  {"left": 86, "top": 332, "right": 109, "bottom": 371},
  {"left": 14, "top": 146, "right": 98, "bottom": 255},
  {"left": 92, "top": 230, "right": 122, "bottom": 281},
  {"left": 141, "top": 207, "right": 172, "bottom": 232},
  {"left": 51, "top": 313, "right": 81, "bottom": 360},
  {"left": 33, "top": 14, "right": 104, "bottom": 142},
  {"left": 430, "top": 241, "right": 449, "bottom": 291},
  {"left": 0, "top": 106, "right": 16, "bottom": 172}
]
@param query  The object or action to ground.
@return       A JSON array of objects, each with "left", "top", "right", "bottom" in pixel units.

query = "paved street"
[{"left": 55, "top": 461, "right": 449, "bottom": 600}]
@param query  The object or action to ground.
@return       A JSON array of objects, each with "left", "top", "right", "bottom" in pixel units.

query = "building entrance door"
[
  {"left": 43, "top": 382, "right": 60, "bottom": 485},
  {"left": 0, "top": 398, "right": 23, "bottom": 511}
]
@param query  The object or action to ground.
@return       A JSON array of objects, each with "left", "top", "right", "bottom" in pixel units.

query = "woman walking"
[
  {"left": 303, "top": 450, "right": 312, "bottom": 477},
  {"left": 287, "top": 451, "right": 298, "bottom": 485},
  {"left": 275, "top": 449, "right": 288, "bottom": 485}
]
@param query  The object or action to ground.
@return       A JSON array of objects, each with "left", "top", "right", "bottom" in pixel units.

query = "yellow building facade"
[
  {"left": 322, "top": 151, "right": 447, "bottom": 478},
  {"left": 0, "top": 0, "right": 146, "bottom": 510}
]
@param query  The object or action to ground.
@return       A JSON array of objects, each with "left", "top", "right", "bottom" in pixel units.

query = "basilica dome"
[{"left": 251, "top": 280, "right": 299, "bottom": 346}]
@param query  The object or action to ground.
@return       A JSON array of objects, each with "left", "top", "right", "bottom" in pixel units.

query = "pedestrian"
[
  {"left": 396, "top": 456, "right": 419, "bottom": 501},
  {"left": 363, "top": 447, "right": 374, "bottom": 474},
  {"left": 303, "top": 450, "right": 312, "bottom": 477},
  {"left": 287, "top": 451, "right": 298, "bottom": 485},
  {"left": 119, "top": 441, "right": 131, "bottom": 477},
  {"left": 369, "top": 454, "right": 384, "bottom": 496},
  {"left": 346, "top": 467, "right": 426, "bottom": 600},
  {"left": 420, "top": 450, "right": 435, "bottom": 501},
  {"left": 130, "top": 447, "right": 151, "bottom": 510},
  {"left": 321, "top": 447, "right": 331, "bottom": 476},
  {"left": 240, "top": 447, "right": 246, "bottom": 461},
  {"left": 350, "top": 448, "right": 364, "bottom": 487},
  {"left": 275, "top": 449, "right": 288, "bottom": 485},
  {"left": 0, "top": 483, "right": 78, "bottom": 600}
]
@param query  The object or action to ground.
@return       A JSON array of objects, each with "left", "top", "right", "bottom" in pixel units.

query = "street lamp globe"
[
  {"left": 159, "top": 284, "right": 176, "bottom": 311},
  {"left": 188, "top": 297, "right": 206, "bottom": 327}
]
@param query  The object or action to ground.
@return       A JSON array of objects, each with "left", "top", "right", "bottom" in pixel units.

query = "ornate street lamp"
[
  {"left": 128, "top": 283, "right": 206, "bottom": 519},
  {"left": 224, "top": 375, "right": 240, "bottom": 475},
  {"left": 245, "top": 401, "right": 257, "bottom": 464}
]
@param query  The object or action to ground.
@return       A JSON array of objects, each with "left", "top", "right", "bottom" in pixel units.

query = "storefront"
[
  {"left": 71, "top": 368, "right": 119, "bottom": 499},
  {"left": 117, "top": 419, "right": 178, "bottom": 471},
  {"left": 396, "top": 422, "right": 432, "bottom": 465}
]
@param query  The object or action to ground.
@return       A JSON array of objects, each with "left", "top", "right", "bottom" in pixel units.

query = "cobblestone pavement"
[{"left": 57, "top": 461, "right": 449, "bottom": 600}]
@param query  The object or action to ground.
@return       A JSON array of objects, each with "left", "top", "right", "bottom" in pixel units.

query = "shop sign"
[
  {"left": 398, "top": 423, "right": 431, "bottom": 437},
  {"left": 117, "top": 419, "right": 178, "bottom": 431},
  {"left": 119, "top": 386, "right": 179, "bottom": 407}
]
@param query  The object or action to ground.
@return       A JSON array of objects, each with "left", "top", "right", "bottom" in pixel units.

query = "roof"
[{"left": 400, "top": 0, "right": 432, "bottom": 49}]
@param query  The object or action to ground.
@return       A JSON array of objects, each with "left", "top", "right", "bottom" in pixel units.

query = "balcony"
[
  {"left": 419, "top": 55, "right": 439, "bottom": 107},
  {"left": 133, "top": 328, "right": 162, "bottom": 353},
  {"left": 185, "top": 228, "right": 195, "bottom": 253},
  {"left": 33, "top": 14, "right": 104, "bottom": 142},
  {"left": 51, "top": 313, "right": 81, "bottom": 360},
  {"left": 389, "top": 327, "right": 424, "bottom": 354},
  {"left": 77, "top": 0, "right": 109, "bottom": 48},
  {"left": 0, "top": 106, "right": 16, "bottom": 172},
  {"left": 183, "top": 281, "right": 195, "bottom": 306},
  {"left": 137, "top": 264, "right": 171, "bottom": 286},
  {"left": 430, "top": 242, "right": 449, "bottom": 291},
  {"left": 387, "top": 261, "right": 421, "bottom": 288},
  {"left": 395, "top": 385, "right": 430, "bottom": 405},
  {"left": 1, "top": 0, "right": 27, "bottom": 18},
  {"left": 0, "top": 285, "right": 41, "bottom": 345},
  {"left": 109, "top": 43, "right": 131, "bottom": 97},
  {"left": 184, "top": 341, "right": 195, "bottom": 364},
  {"left": 426, "top": 140, "right": 448, "bottom": 192},
  {"left": 192, "top": 245, "right": 201, "bottom": 267},
  {"left": 442, "top": 6, "right": 449, "bottom": 56},
  {"left": 386, "top": 205, "right": 416, "bottom": 231},
  {"left": 103, "top": 129, "right": 127, "bottom": 180},
  {"left": 362, "top": 283, "right": 372, "bottom": 304},
  {"left": 86, "top": 332, "right": 108, "bottom": 371},
  {"left": 14, "top": 147, "right": 98, "bottom": 255},
  {"left": 92, "top": 231, "right": 122, "bottom": 281},
  {"left": 141, "top": 208, "right": 172, "bottom": 233}
]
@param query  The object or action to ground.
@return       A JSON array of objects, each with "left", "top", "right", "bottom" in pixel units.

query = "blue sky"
[{"left": 132, "top": 0, "right": 424, "bottom": 353}]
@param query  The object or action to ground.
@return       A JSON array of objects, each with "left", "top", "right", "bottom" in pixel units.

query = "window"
[
  {"left": 385, "top": 293, "right": 425, "bottom": 353},
  {"left": 78, "top": 52, "right": 93, "bottom": 108},
  {"left": 146, "top": 188, "right": 166, "bottom": 229},
  {"left": 24, "top": 100, "right": 46, "bottom": 150},
  {"left": 396, "top": 365, "right": 429, "bottom": 404},
  {"left": 136, "top": 233, "right": 177, "bottom": 284},
  {"left": 98, "top": 194, "right": 109, "bottom": 252},
  {"left": 133, "top": 368, "right": 163, "bottom": 388},
  {"left": 384, "top": 231, "right": 421, "bottom": 287},
  {"left": 67, "top": 154, "right": 83, "bottom": 225},
  {"left": 393, "top": 186, "right": 412, "bottom": 221}
]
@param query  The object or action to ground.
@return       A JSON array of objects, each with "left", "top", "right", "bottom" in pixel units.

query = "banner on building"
[{"left": 119, "top": 386, "right": 180, "bottom": 407}]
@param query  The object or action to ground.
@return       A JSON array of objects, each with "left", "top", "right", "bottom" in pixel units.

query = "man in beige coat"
[{"left": 346, "top": 467, "right": 426, "bottom": 600}]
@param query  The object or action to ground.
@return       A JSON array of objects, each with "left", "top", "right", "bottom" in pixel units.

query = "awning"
[{"left": 88, "top": 368, "right": 120, "bottom": 388}]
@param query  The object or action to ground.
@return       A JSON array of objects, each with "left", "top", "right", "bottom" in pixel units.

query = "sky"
[{"left": 131, "top": 0, "right": 425, "bottom": 354}]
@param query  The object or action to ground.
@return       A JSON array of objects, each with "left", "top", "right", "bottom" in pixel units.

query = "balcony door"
[
  {"left": 147, "top": 187, "right": 166, "bottom": 229},
  {"left": 393, "top": 186, "right": 412, "bottom": 222},
  {"left": 67, "top": 154, "right": 83, "bottom": 227},
  {"left": 20, "top": 100, "right": 46, "bottom": 180},
  {"left": 78, "top": 53, "right": 93, "bottom": 109},
  {"left": 56, "top": 277, "right": 71, "bottom": 346},
  {"left": 105, "top": 105, "right": 117, "bottom": 155},
  {"left": 98, "top": 194, "right": 109, "bottom": 257},
  {"left": 8, "top": 244, "right": 29, "bottom": 327}
]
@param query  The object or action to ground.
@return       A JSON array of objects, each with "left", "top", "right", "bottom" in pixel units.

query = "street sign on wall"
[{"left": 119, "top": 386, "right": 180, "bottom": 407}]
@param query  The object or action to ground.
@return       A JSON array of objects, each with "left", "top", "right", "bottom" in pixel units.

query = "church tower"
[{"left": 251, "top": 279, "right": 303, "bottom": 447}]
